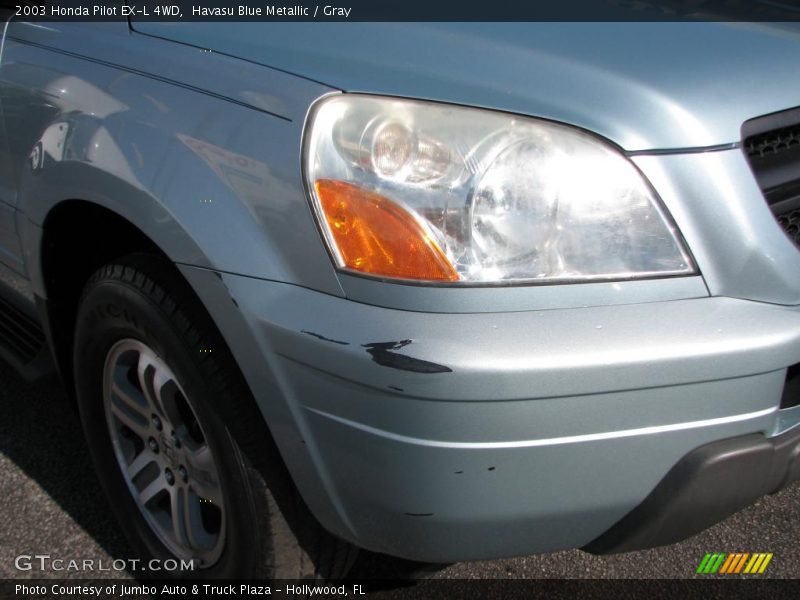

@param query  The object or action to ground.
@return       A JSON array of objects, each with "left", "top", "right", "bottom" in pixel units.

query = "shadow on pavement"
[{"left": 0, "top": 360, "right": 132, "bottom": 560}]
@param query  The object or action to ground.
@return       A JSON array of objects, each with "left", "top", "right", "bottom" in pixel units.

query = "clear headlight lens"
[{"left": 304, "top": 95, "right": 695, "bottom": 284}]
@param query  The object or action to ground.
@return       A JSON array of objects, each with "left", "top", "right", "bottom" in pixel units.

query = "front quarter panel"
[{"left": 3, "top": 21, "right": 343, "bottom": 297}]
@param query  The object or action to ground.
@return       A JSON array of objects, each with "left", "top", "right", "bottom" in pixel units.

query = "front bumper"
[
  {"left": 585, "top": 421, "right": 800, "bottom": 554},
  {"left": 181, "top": 267, "right": 800, "bottom": 562}
]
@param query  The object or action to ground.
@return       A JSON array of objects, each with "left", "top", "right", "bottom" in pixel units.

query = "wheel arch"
[
  {"left": 32, "top": 198, "right": 197, "bottom": 396},
  {"left": 30, "top": 200, "right": 331, "bottom": 539}
]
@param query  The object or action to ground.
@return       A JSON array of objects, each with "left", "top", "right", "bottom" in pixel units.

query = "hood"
[{"left": 132, "top": 21, "right": 800, "bottom": 151}]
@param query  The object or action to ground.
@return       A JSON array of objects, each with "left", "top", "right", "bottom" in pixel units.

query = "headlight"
[{"left": 304, "top": 94, "right": 695, "bottom": 284}]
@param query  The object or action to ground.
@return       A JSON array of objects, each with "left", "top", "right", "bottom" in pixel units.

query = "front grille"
[
  {"left": 742, "top": 107, "right": 800, "bottom": 247},
  {"left": 744, "top": 124, "right": 800, "bottom": 159},
  {"left": 777, "top": 209, "right": 800, "bottom": 246}
]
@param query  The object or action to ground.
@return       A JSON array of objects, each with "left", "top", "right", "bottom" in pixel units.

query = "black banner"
[
  {"left": 3, "top": 579, "right": 800, "bottom": 600},
  {"left": 5, "top": 0, "right": 800, "bottom": 22}
]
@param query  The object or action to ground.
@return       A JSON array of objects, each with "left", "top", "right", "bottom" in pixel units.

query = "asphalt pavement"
[{"left": 1, "top": 358, "right": 798, "bottom": 585}]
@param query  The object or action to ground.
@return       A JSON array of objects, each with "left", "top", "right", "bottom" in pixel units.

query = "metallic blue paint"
[
  {"left": 132, "top": 21, "right": 800, "bottom": 151},
  {"left": 1, "top": 16, "right": 800, "bottom": 562}
]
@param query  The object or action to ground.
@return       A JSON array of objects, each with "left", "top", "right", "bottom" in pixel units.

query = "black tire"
[{"left": 72, "top": 254, "right": 357, "bottom": 579}]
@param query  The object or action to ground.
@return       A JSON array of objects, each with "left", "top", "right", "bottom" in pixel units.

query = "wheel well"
[{"left": 40, "top": 201, "right": 167, "bottom": 394}]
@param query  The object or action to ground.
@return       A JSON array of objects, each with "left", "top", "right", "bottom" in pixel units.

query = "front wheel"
[{"left": 72, "top": 255, "right": 356, "bottom": 579}]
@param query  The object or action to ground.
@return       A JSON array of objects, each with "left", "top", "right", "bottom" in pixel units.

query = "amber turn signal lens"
[{"left": 314, "top": 179, "right": 459, "bottom": 281}]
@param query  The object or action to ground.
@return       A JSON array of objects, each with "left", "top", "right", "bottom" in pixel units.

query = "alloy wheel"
[{"left": 102, "top": 339, "right": 225, "bottom": 567}]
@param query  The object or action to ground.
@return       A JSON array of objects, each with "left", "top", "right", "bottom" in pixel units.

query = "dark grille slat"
[
  {"left": 742, "top": 107, "right": 800, "bottom": 248},
  {"left": 745, "top": 125, "right": 800, "bottom": 159},
  {"left": 776, "top": 210, "right": 800, "bottom": 248}
]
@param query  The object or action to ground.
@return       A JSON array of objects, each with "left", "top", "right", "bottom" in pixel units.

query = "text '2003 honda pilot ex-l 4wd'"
[{"left": 2, "top": 7, "right": 800, "bottom": 579}]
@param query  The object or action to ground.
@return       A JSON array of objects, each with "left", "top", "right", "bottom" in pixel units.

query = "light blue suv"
[{"left": 1, "top": 11, "right": 800, "bottom": 579}]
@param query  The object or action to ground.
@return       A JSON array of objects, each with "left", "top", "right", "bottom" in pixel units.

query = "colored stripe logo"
[{"left": 697, "top": 552, "right": 773, "bottom": 574}]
